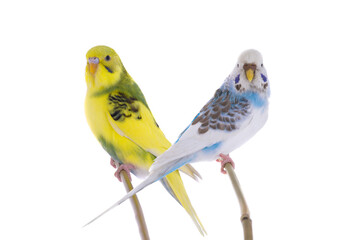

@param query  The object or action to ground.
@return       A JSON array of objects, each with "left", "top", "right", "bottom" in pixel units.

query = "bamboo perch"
[
  {"left": 120, "top": 170, "right": 150, "bottom": 240},
  {"left": 224, "top": 163, "right": 253, "bottom": 240}
]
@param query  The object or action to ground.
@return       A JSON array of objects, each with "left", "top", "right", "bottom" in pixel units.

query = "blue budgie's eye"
[
  {"left": 261, "top": 74, "right": 267, "bottom": 82},
  {"left": 235, "top": 74, "right": 240, "bottom": 84}
]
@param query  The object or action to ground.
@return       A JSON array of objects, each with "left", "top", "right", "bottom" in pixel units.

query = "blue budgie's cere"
[{"left": 87, "top": 49, "right": 270, "bottom": 223}]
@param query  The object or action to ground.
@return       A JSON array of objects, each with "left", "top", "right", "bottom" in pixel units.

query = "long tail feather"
[
  {"left": 83, "top": 173, "right": 159, "bottom": 227},
  {"left": 164, "top": 170, "right": 206, "bottom": 235},
  {"left": 160, "top": 178, "right": 180, "bottom": 204}
]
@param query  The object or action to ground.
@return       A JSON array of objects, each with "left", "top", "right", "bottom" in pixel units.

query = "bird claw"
[
  {"left": 216, "top": 153, "right": 235, "bottom": 174},
  {"left": 114, "top": 163, "right": 135, "bottom": 182},
  {"left": 110, "top": 158, "right": 118, "bottom": 168}
]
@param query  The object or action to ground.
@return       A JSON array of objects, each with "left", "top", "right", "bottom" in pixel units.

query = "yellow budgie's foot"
[
  {"left": 216, "top": 154, "right": 235, "bottom": 174},
  {"left": 111, "top": 158, "right": 135, "bottom": 182},
  {"left": 110, "top": 158, "right": 118, "bottom": 168}
]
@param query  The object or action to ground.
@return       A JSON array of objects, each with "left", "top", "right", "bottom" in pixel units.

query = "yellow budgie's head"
[{"left": 85, "top": 45, "right": 126, "bottom": 89}]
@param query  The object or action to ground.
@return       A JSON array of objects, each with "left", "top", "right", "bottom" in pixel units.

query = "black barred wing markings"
[
  {"left": 108, "top": 92, "right": 142, "bottom": 121},
  {"left": 192, "top": 89, "right": 250, "bottom": 134}
]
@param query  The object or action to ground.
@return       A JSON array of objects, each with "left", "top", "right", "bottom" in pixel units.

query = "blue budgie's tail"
[{"left": 83, "top": 173, "right": 160, "bottom": 227}]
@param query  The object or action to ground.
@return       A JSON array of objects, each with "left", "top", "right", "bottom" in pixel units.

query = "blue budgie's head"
[{"left": 227, "top": 49, "right": 269, "bottom": 95}]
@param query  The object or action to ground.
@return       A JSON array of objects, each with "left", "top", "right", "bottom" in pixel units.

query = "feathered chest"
[{"left": 84, "top": 93, "right": 113, "bottom": 137}]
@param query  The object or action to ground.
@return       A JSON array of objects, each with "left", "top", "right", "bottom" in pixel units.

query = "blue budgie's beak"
[{"left": 243, "top": 63, "right": 256, "bottom": 82}]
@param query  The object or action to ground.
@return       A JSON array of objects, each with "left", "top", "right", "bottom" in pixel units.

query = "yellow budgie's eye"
[{"left": 105, "top": 55, "right": 111, "bottom": 61}]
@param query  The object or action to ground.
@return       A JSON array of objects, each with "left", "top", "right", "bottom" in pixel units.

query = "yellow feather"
[{"left": 85, "top": 45, "right": 205, "bottom": 234}]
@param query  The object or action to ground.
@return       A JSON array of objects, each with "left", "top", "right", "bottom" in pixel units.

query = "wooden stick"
[
  {"left": 224, "top": 163, "right": 253, "bottom": 240},
  {"left": 120, "top": 170, "right": 150, "bottom": 240}
]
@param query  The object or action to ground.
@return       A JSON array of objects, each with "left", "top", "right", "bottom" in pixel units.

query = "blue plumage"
[
  {"left": 240, "top": 91, "right": 266, "bottom": 108},
  {"left": 202, "top": 142, "right": 222, "bottom": 153}
]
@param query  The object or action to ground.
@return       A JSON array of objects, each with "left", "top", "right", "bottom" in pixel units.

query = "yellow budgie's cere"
[{"left": 84, "top": 45, "right": 205, "bottom": 235}]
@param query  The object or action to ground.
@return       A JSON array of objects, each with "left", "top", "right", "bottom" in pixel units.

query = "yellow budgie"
[{"left": 84, "top": 45, "right": 205, "bottom": 235}]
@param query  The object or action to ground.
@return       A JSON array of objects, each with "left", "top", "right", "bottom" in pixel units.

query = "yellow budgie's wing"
[{"left": 106, "top": 90, "right": 171, "bottom": 156}]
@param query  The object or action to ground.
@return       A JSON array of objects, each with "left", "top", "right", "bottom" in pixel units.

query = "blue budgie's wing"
[{"left": 150, "top": 88, "right": 251, "bottom": 173}]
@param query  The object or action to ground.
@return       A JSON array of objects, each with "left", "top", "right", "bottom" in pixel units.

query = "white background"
[{"left": 1, "top": 0, "right": 360, "bottom": 239}]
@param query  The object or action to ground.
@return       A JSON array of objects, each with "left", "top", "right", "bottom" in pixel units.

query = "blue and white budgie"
[{"left": 86, "top": 49, "right": 270, "bottom": 224}]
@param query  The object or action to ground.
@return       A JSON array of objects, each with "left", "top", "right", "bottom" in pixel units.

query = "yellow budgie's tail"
[{"left": 164, "top": 170, "right": 206, "bottom": 235}]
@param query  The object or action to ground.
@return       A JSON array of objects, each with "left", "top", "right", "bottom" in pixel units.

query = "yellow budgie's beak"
[
  {"left": 88, "top": 57, "right": 99, "bottom": 75},
  {"left": 243, "top": 63, "right": 257, "bottom": 82}
]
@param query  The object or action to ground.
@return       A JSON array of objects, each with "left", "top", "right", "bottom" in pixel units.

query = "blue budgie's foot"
[
  {"left": 111, "top": 158, "right": 135, "bottom": 182},
  {"left": 216, "top": 154, "right": 235, "bottom": 174}
]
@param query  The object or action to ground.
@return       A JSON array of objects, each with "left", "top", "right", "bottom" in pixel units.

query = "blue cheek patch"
[
  {"left": 261, "top": 74, "right": 267, "bottom": 82},
  {"left": 235, "top": 74, "right": 240, "bottom": 84},
  {"left": 105, "top": 66, "right": 113, "bottom": 73}
]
